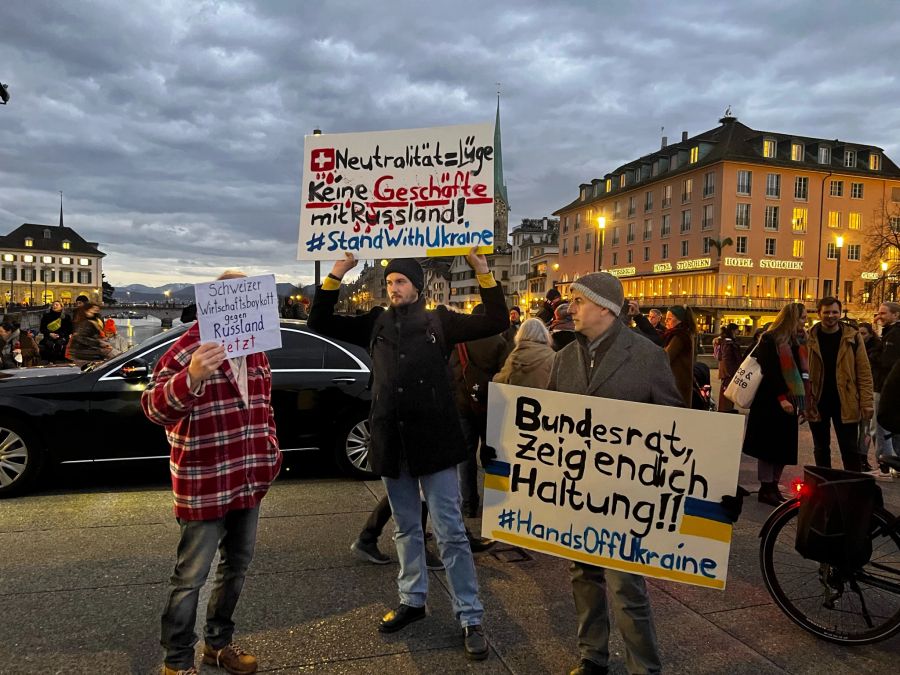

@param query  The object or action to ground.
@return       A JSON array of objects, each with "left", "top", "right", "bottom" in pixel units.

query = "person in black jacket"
[
  {"left": 308, "top": 247, "right": 507, "bottom": 660},
  {"left": 873, "top": 302, "right": 900, "bottom": 475},
  {"left": 39, "top": 300, "right": 73, "bottom": 362}
]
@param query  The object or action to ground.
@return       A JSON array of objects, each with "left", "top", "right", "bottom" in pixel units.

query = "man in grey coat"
[{"left": 548, "top": 272, "right": 684, "bottom": 675}]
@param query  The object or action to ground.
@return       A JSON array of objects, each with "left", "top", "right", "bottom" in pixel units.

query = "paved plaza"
[{"left": 2, "top": 414, "right": 898, "bottom": 674}]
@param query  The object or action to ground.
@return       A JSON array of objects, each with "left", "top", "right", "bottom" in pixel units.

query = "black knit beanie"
[{"left": 384, "top": 258, "right": 424, "bottom": 292}]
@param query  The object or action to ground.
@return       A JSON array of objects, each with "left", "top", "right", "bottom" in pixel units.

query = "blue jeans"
[
  {"left": 161, "top": 507, "right": 260, "bottom": 669},
  {"left": 383, "top": 466, "right": 484, "bottom": 628}
]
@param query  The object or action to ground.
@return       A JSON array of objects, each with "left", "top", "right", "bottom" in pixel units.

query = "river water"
[{"left": 111, "top": 317, "right": 175, "bottom": 350}]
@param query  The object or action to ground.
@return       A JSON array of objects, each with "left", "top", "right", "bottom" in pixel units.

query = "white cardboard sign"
[
  {"left": 195, "top": 274, "right": 281, "bottom": 357},
  {"left": 483, "top": 383, "right": 745, "bottom": 589},
  {"left": 297, "top": 122, "right": 495, "bottom": 260}
]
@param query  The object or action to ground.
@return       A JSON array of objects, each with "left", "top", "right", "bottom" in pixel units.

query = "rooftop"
[{"left": 0, "top": 223, "right": 105, "bottom": 256}]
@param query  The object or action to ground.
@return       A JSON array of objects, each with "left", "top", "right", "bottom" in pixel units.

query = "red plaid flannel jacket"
[{"left": 141, "top": 324, "right": 282, "bottom": 521}]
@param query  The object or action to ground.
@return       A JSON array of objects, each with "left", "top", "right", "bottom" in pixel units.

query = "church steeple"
[
  {"left": 494, "top": 93, "right": 509, "bottom": 209},
  {"left": 59, "top": 191, "right": 64, "bottom": 228}
]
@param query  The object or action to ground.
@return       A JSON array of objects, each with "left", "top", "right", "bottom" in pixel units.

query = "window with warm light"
[
  {"left": 763, "top": 138, "right": 777, "bottom": 158},
  {"left": 690, "top": 146, "right": 699, "bottom": 163},
  {"left": 620, "top": 174, "right": 627, "bottom": 188},
  {"left": 849, "top": 212, "right": 861, "bottom": 230},
  {"left": 78, "top": 258, "right": 90, "bottom": 266},
  {"left": 792, "top": 207, "right": 808, "bottom": 232},
  {"left": 41, "top": 256, "right": 52, "bottom": 263},
  {"left": 2, "top": 254, "right": 14, "bottom": 262},
  {"left": 828, "top": 211, "right": 841, "bottom": 228},
  {"left": 605, "top": 178, "right": 612, "bottom": 192},
  {"left": 62, "top": 240, "right": 71, "bottom": 250},
  {"left": 791, "top": 143, "right": 804, "bottom": 161},
  {"left": 23, "top": 255, "right": 34, "bottom": 263},
  {"left": 869, "top": 153, "right": 881, "bottom": 171},
  {"left": 25, "top": 238, "right": 33, "bottom": 247},
  {"left": 61, "top": 257, "right": 72, "bottom": 265},
  {"left": 792, "top": 239, "right": 805, "bottom": 258}
]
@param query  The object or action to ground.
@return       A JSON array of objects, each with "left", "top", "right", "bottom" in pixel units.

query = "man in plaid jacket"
[{"left": 142, "top": 271, "right": 281, "bottom": 675}]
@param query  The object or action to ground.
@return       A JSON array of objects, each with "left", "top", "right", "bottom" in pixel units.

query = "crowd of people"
[{"left": 139, "top": 256, "right": 900, "bottom": 675}]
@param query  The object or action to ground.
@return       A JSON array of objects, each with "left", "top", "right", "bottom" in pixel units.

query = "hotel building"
[{"left": 554, "top": 115, "right": 900, "bottom": 331}]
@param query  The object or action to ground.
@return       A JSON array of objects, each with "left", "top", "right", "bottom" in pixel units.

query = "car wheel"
[
  {"left": 0, "top": 416, "right": 43, "bottom": 498},
  {"left": 334, "top": 417, "right": 378, "bottom": 480}
]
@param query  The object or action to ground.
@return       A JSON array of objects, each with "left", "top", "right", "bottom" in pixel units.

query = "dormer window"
[
  {"left": 763, "top": 138, "right": 777, "bottom": 158},
  {"left": 690, "top": 146, "right": 699, "bottom": 164},
  {"left": 43, "top": 229, "right": 51, "bottom": 239},
  {"left": 818, "top": 147, "right": 831, "bottom": 164},
  {"left": 869, "top": 153, "right": 881, "bottom": 171},
  {"left": 605, "top": 178, "right": 612, "bottom": 192},
  {"left": 24, "top": 238, "right": 33, "bottom": 247},
  {"left": 791, "top": 142, "right": 804, "bottom": 161},
  {"left": 580, "top": 188, "right": 587, "bottom": 201},
  {"left": 619, "top": 174, "right": 626, "bottom": 188},
  {"left": 62, "top": 240, "right": 71, "bottom": 250},
  {"left": 844, "top": 150, "right": 856, "bottom": 168}
]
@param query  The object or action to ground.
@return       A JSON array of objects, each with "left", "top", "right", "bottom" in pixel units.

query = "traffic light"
[{"left": 0, "top": 83, "right": 9, "bottom": 105}]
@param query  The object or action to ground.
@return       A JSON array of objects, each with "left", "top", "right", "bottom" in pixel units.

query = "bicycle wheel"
[{"left": 760, "top": 502, "right": 900, "bottom": 645}]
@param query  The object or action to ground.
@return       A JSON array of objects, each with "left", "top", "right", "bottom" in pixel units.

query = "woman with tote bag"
[{"left": 742, "top": 302, "right": 810, "bottom": 506}]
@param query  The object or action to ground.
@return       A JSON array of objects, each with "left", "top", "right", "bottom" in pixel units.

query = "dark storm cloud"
[{"left": 1, "top": 0, "right": 898, "bottom": 286}]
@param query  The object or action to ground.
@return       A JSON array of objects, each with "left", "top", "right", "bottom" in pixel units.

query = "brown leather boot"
[
  {"left": 161, "top": 666, "right": 198, "bottom": 675},
  {"left": 202, "top": 642, "right": 258, "bottom": 674}
]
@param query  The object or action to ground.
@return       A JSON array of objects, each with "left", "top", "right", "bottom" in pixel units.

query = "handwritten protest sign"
[
  {"left": 483, "top": 383, "right": 745, "bottom": 589},
  {"left": 195, "top": 274, "right": 281, "bottom": 357},
  {"left": 298, "top": 122, "right": 495, "bottom": 260}
]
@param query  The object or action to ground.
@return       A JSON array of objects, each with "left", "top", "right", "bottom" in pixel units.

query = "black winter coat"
[
  {"left": 878, "top": 360, "right": 900, "bottom": 433},
  {"left": 874, "top": 322, "right": 900, "bottom": 393},
  {"left": 742, "top": 333, "right": 802, "bottom": 465},
  {"left": 39, "top": 310, "right": 73, "bottom": 341},
  {"left": 308, "top": 283, "right": 508, "bottom": 478}
]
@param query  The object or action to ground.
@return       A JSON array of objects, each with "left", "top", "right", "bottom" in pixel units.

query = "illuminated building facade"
[{"left": 554, "top": 115, "right": 900, "bottom": 330}]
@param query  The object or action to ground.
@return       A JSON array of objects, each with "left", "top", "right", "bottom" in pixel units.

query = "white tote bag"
[{"left": 724, "top": 342, "right": 763, "bottom": 408}]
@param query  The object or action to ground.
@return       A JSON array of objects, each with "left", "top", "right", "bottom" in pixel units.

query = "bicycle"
[{"left": 758, "top": 458, "right": 900, "bottom": 645}]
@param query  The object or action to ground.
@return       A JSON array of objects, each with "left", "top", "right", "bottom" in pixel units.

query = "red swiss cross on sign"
[{"left": 310, "top": 147, "right": 335, "bottom": 172}]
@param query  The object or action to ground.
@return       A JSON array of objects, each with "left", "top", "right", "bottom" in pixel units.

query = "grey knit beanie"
[{"left": 570, "top": 272, "right": 625, "bottom": 316}]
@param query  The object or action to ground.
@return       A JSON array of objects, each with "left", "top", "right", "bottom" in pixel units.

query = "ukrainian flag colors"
[
  {"left": 678, "top": 497, "right": 733, "bottom": 543},
  {"left": 483, "top": 460, "right": 510, "bottom": 493}
]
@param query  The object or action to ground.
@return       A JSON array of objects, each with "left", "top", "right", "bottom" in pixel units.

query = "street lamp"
[
  {"left": 163, "top": 289, "right": 171, "bottom": 307},
  {"left": 882, "top": 261, "right": 890, "bottom": 305},
  {"left": 834, "top": 236, "right": 844, "bottom": 303},
  {"left": 595, "top": 216, "right": 606, "bottom": 272}
]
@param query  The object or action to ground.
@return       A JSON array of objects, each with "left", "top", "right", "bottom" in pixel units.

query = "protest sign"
[
  {"left": 483, "top": 383, "right": 745, "bottom": 589},
  {"left": 298, "top": 122, "right": 495, "bottom": 260},
  {"left": 195, "top": 274, "right": 281, "bottom": 357}
]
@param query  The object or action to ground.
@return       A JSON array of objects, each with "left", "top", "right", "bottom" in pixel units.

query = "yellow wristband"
[
  {"left": 322, "top": 277, "right": 341, "bottom": 291},
  {"left": 476, "top": 272, "right": 497, "bottom": 288}
]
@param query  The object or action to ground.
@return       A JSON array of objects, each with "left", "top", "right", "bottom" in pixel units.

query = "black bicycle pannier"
[{"left": 794, "top": 466, "right": 882, "bottom": 569}]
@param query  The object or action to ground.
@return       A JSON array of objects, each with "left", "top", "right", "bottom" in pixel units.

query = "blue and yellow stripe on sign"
[
  {"left": 678, "top": 497, "right": 733, "bottom": 543},
  {"left": 483, "top": 460, "right": 510, "bottom": 493}
]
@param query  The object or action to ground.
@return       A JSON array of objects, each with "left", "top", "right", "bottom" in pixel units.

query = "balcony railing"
[
  {"left": 662, "top": 197, "right": 672, "bottom": 208},
  {"left": 703, "top": 186, "right": 715, "bottom": 197}
]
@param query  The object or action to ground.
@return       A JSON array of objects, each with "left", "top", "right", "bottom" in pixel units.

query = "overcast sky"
[{"left": 2, "top": 0, "right": 899, "bottom": 288}]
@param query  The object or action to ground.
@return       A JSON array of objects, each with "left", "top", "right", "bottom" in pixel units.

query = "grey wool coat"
[{"left": 548, "top": 321, "right": 684, "bottom": 407}]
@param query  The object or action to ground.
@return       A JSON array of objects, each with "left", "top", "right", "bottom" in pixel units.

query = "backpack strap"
[{"left": 425, "top": 310, "right": 449, "bottom": 361}]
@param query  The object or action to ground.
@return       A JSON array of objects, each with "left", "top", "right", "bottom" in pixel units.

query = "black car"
[{"left": 0, "top": 320, "right": 376, "bottom": 497}]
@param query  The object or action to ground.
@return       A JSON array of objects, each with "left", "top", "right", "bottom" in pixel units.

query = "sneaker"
[
  {"left": 202, "top": 642, "right": 258, "bottom": 674},
  {"left": 425, "top": 545, "right": 444, "bottom": 571},
  {"left": 379, "top": 603, "right": 426, "bottom": 633},
  {"left": 468, "top": 536, "right": 496, "bottom": 553},
  {"left": 351, "top": 539, "right": 391, "bottom": 564},
  {"left": 568, "top": 659, "right": 608, "bottom": 675},
  {"left": 463, "top": 624, "right": 489, "bottom": 661},
  {"left": 161, "top": 667, "right": 198, "bottom": 675}
]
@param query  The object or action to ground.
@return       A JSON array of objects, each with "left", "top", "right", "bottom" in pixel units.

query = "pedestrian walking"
[
  {"left": 544, "top": 272, "right": 683, "bottom": 675},
  {"left": 714, "top": 323, "right": 742, "bottom": 412},
  {"left": 68, "top": 302, "right": 111, "bottom": 363},
  {"left": 872, "top": 301, "right": 900, "bottom": 476},
  {"left": 805, "top": 297, "right": 873, "bottom": 472},
  {"left": 493, "top": 317, "right": 555, "bottom": 388},
  {"left": 662, "top": 305, "right": 696, "bottom": 407},
  {"left": 141, "top": 270, "right": 282, "bottom": 675},
  {"left": 742, "top": 302, "right": 809, "bottom": 506},
  {"left": 307, "top": 248, "right": 508, "bottom": 661},
  {"left": 857, "top": 322, "right": 882, "bottom": 469}
]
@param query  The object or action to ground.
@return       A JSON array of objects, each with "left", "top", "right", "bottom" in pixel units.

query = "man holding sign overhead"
[
  {"left": 308, "top": 247, "right": 507, "bottom": 661},
  {"left": 142, "top": 270, "right": 281, "bottom": 675},
  {"left": 551, "top": 272, "right": 682, "bottom": 675}
]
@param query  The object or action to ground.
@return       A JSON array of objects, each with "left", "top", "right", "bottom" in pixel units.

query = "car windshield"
[{"left": 99, "top": 325, "right": 188, "bottom": 372}]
